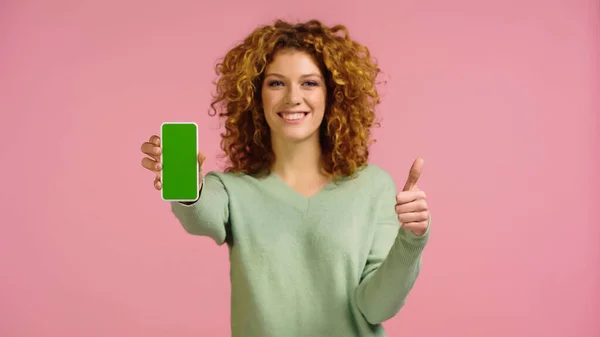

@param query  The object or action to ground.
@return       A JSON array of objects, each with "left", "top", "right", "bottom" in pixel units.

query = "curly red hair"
[{"left": 209, "top": 19, "right": 381, "bottom": 178}]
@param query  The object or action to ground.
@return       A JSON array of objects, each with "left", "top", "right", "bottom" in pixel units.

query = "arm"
[
  {"left": 355, "top": 181, "right": 431, "bottom": 325},
  {"left": 170, "top": 172, "right": 230, "bottom": 245}
]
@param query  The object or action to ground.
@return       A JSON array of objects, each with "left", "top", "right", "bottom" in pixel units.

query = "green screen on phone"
[{"left": 161, "top": 122, "right": 199, "bottom": 201}]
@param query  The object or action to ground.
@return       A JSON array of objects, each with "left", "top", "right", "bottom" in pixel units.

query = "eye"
[
  {"left": 267, "top": 80, "right": 284, "bottom": 87},
  {"left": 303, "top": 81, "right": 319, "bottom": 87}
]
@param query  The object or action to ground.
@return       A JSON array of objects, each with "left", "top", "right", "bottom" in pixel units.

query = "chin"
[{"left": 274, "top": 129, "right": 320, "bottom": 144}]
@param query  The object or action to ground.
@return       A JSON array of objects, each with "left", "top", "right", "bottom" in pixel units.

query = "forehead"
[{"left": 265, "top": 50, "right": 322, "bottom": 76}]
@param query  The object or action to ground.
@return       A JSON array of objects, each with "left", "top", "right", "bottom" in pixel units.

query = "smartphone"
[{"left": 160, "top": 122, "right": 199, "bottom": 202}]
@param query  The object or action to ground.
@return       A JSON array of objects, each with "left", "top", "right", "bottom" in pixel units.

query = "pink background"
[{"left": 1, "top": 0, "right": 599, "bottom": 336}]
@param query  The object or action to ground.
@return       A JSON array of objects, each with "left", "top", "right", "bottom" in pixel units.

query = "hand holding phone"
[{"left": 140, "top": 122, "right": 205, "bottom": 202}]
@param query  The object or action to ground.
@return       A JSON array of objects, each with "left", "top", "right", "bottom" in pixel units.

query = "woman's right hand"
[{"left": 140, "top": 135, "right": 206, "bottom": 191}]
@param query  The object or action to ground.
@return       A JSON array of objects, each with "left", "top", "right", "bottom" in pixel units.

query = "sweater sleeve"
[
  {"left": 169, "top": 172, "right": 230, "bottom": 245},
  {"left": 354, "top": 177, "right": 431, "bottom": 325}
]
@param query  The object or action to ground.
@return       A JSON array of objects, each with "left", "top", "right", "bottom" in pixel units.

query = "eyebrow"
[{"left": 265, "top": 73, "right": 323, "bottom": 79}]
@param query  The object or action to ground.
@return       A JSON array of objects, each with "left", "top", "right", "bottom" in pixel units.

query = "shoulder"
[
  {"left": 204, "top": 170, "right": 268, "bottom": 192},
  {"left": 204, "top": 170, "right": 255, "bottom": 184},
  {"left": 333, "top": 164, "right": 397, "bottom": 199},
  {"left": 351, "top": 164, "right": 396, "bottom": 189}
]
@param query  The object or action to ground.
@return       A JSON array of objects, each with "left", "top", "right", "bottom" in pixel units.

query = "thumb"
[
  {"left": 402, "top": 157, "right": 424, "bottom": 192},
  {"left": 198, "top": 152, "right": 206, "bottom": 170}
]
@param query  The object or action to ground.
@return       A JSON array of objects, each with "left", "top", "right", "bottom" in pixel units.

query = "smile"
[{"left": 277, "top": 111, "right": 310, "bottom": 123}]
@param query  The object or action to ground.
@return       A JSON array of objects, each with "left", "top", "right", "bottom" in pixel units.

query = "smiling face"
[{"left": 261, "top": 50, "right": 327, "bottom": 145}]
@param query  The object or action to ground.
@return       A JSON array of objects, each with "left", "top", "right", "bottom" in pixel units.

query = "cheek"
[
  {"left": 261, "top": 91, "right": 281, "bottom": 112},
  {"left": 309, "top": 92, "right": 326, "bottom": 115},
  {"left": 261, "top": 93, "right": 277, "bottom": 124}
]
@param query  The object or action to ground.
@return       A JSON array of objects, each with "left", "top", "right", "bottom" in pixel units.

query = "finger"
[
  {"left": 396, "top": 190, "right": 427, "bottom": 204},
  {"left": 149, "top": 135, "right": 161, "bottom": 147},
  {"left": 141, "top": 142, "right": 161, "bottom": 158},
  {"left": 401, "top": 221, "right": 428, "bottom": 235},
  {"left": 402, "top": 157, "right": 424, "bottom": 192},
  {"left": 141, "top": 157, "right": 161, "bottom": 172},
  {"left": 395, "top": 199, "right": 428, "bottom": 214},
  {"left": 154, "top": 175, "right": 162, "bottom": 190},
  {"left": 397, "top": 211, "right": 429, "bottom": 224}
]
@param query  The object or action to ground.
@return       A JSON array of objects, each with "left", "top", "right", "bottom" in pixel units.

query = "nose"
[{"left": 285, "top": 86, "right": 302, "bottom": 106}]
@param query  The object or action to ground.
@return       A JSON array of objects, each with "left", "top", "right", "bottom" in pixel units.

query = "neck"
[{"left": 270, "top": 135, "right": 324, "bottom": 180}]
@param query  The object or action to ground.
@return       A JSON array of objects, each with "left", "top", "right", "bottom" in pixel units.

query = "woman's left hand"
[{"left": 395, "top": 158, "right": 430, "bottom": 236}]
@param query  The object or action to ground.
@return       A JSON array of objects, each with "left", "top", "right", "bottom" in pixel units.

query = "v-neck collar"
[{"left": 263, "top": 172, "right": 337, "bottom": 214}]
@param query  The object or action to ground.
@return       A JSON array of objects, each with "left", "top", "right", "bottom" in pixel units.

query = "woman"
[{"left": 140, "top": 19, "right": 431, "bottom": 337}]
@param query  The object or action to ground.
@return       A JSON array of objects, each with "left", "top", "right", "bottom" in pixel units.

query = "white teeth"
[{"left": 281, "top": 113, "right": 305, "bottom": 120}]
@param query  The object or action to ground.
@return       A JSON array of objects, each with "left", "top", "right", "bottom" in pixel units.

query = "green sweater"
[{"left": 170, "top": 164, "right": 430, "bottom": 337}]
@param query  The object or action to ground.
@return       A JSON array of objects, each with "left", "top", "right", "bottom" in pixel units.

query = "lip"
[{"left": 277, "top": 111, "right": 310, "bottom": 124}]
